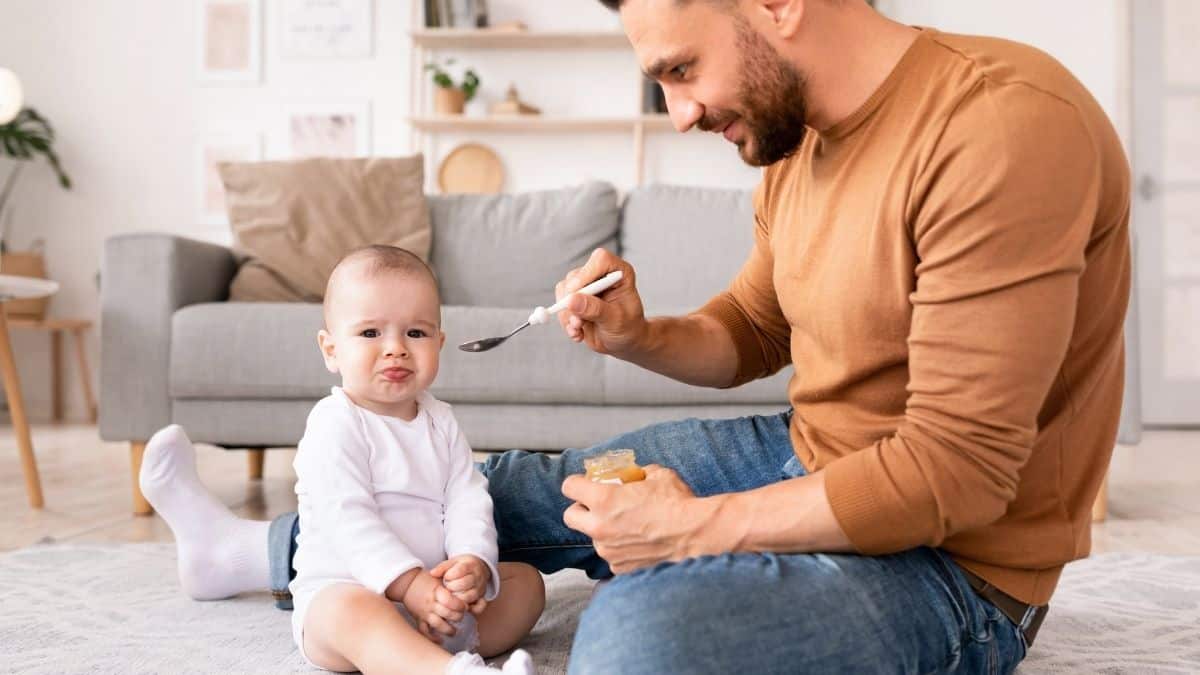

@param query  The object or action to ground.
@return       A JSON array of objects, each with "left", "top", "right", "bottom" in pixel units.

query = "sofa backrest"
[
  {"left": 429, "top": 181, "right": 620, "bottom": 308},
  {"left": 620, "top": 184, "right": 755, "bottom": 310}
]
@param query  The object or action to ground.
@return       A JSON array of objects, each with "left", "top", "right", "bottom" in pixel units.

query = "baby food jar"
[{"left": 583, "top": 449, "right": 647, "bottom": 484}]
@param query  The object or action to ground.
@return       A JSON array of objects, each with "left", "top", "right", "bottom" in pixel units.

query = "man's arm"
[
  {"left": 553, "top": 248, "right": 741, "bottom": 388},
  {"left": 556, "top": 181, "right": 791, "bottom": 389}
]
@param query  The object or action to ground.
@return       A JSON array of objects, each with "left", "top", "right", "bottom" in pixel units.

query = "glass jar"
[{"left": 583, "top": 449, "right": 647, "bottom": 484}]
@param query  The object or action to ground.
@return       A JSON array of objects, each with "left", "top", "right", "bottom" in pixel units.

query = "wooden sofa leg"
[
  {"left": 1092, "top": 473, "right": 1108, "bottom": 523},
  {"left": 248, "top": 449, "right": 265, "bottom": 480},
  {"left": 131, "top": 441, "right": 153, "bottom": 516}
]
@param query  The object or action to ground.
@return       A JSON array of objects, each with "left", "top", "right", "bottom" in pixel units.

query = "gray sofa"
[{"left": 100, "top": 182, "right": 792, "bottom": 510}]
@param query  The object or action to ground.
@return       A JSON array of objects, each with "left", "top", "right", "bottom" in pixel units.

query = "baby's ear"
[
  {"left": 438, "top": 331, "right": 446, "bottom": 351},
  {"left": 317, "top": 329, "right": 340, "bottom": 374}
]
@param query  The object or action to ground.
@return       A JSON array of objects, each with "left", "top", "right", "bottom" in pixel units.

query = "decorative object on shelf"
[
  {"left": 490, "top": 84, "right": 541, "bottom": 116},
  {"left": 425, "top": 59, "right": 479, "bottom": 115},
  {"left": 424, "top": 0, "right": 487, "bottom": 28},
  {"left": 280, "top": 0, "right": 373, "bottom": 59},
  {"left": 438, "top": 142, "right": 504, "bottom": 194},
  {"left": 282, "top": 102, "right": 371, "bottom": 158},
  {"left": 486, "top": 20, "right": 527, "bottom": 33},
  {"left": 197, "top": 133, "right": 263, "bottom": 226},
  {"left": 197, "top": 0, "right": 262, "bottom": 83},
  {"left": 0, "top": 68, "right": 22, "bottom": 124}
]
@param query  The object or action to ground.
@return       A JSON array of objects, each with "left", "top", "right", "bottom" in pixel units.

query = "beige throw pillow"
[{"left": 219, "top": 156, "right": 431, "bottom": 302}]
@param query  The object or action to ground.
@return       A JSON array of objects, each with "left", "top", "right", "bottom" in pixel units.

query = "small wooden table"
[
  {"left": 8, "top": 317, "right": 97, "bottom": 423},
  {"left": 0, "top": 273, "right": 60, "bottom": 509}
]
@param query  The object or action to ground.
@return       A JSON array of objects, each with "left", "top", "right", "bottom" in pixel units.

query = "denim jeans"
[{"left": 270, "top": 412, "right": 1027, "bottom": 674}]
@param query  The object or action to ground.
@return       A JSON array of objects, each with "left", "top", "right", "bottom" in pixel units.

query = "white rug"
[{"left": 1, "top": 545, "right": 1198, "bottom": 674}]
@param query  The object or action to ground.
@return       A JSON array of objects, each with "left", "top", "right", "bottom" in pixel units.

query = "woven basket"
[{"left": 0, "top": 251, "right": 50, "bottom": 319}]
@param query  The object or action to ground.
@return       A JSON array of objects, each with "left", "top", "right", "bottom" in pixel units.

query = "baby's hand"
[
  {"left": 401, "top": 569, "right": 467, "bottom": 643},
  {"left": 431, "top": 555, "right": 491, "bottom": 614}
]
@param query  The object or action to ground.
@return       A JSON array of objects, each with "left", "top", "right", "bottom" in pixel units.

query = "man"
[{"left": 144, "top": 0, "right": 1129, "bottom": 672}]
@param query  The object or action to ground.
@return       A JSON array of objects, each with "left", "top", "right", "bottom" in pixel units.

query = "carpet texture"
[{"left": 1, "top": 545, "right": 1197, "bottom": 674}]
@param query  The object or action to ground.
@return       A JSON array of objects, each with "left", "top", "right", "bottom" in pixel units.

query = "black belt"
[{"left": 960, "top": 568, "right": 1048, "bottom": 647}]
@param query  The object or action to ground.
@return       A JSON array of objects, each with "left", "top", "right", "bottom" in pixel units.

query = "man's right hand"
[{"left": 556, "top": 248, "right": 649, "bottom": 358}]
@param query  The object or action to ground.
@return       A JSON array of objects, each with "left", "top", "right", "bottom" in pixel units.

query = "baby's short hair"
[{"left": 323, "top": 245, "right": 439, "bottom": 324}]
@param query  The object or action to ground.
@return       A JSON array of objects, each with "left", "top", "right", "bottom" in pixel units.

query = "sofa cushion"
[
  {"left": 171, "top": 303, "right": 334, "bottom": 399},
  {"left": 429, "top": 182, "right": 619, "bottom": 308},
  {"left": 620, "top": 184, "right": 756, "bottom": 309},
  {"left": 220, "top": 155, "right": 431, "bottom": 302},
  {"left": 170, "top": 303, "right": 605, "bottom": 404}
]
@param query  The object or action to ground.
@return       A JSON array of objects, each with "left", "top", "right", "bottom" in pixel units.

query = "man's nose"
[{"left": 664, "top": 89, "right": 703, "bottom": 133}]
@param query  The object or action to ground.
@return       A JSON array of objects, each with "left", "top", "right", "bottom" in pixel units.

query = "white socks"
[
  {"left": 140, "top": 424, "right": 272, "bottom": 600},
  {"left": 445, "top": 649, "right": 534, "bottom": 675}
]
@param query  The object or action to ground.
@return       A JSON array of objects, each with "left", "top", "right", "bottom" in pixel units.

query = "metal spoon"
[{"left": 458, "top": 271, "right": 624, "bottom": 353}]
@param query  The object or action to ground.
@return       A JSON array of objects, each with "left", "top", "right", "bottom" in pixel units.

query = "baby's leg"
[
  {"left": 303, "top": 583, "right": 451, "bottom": 674},
  {"left": 474, "top": 563, "right": 547, "bottom": 658}
]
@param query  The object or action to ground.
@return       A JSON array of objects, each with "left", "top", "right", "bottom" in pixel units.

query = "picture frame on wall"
[
  {"left": 280, "top": 0, "right": 374, "bottom": 60},
  {"left": 197, "top": 0, "right": 262, "bottom": 83},
  {"left": 282, "top": 102, "right": 372, "bottom": 159},
  {"left": 196, "top": 132, "right": 263, "bottom": 226}
]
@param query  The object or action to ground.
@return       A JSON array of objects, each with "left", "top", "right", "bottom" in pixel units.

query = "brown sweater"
[{"left": 698, "top": 29, "right": 1131, "bottom": 605}]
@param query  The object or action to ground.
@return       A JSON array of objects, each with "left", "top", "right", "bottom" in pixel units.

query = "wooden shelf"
[
  {"left": 409, "top": 114, "right": 673, "bottom": 133},
  {"left": 411, "top": 29, "right": 629, "bottom": 50}
]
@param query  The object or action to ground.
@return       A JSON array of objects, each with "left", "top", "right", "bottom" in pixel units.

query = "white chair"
[{"left": 0, "top": 274, "right": 59, "bottom": 508}]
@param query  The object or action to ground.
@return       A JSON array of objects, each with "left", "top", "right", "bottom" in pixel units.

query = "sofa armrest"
[{"left": 99, "top": 234, "right": 237, "bottom": 441}]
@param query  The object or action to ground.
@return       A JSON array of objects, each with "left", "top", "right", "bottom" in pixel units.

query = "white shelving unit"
[{"left": 408, "top": 9, "right": 672, "bottom": 188}]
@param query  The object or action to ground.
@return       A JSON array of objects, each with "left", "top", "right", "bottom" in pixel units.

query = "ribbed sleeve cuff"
[
  {"left": 695, "top": 293, "right": 767, "bottom": 388},
  {"left": 822, "top": 449, "right": 907, "bottom": 555}
]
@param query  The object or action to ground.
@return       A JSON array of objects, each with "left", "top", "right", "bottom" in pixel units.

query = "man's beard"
[{"left": 699, "top": 19, "right": 809, "bottom": 167}]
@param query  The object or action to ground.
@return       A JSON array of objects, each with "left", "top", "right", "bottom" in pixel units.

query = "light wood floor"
[{"left": 2, "top": 424, "right": 1199, "bottom": 555}]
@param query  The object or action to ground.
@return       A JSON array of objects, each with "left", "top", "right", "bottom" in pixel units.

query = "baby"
[{"left": 290, "top": 245, "right": 545, "bottom": 674}]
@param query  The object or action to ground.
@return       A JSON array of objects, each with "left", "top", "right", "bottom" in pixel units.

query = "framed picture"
[
  {"left": 196, "top": 133, "right": 263, "bottom": 226},
  {"left": 282, "top": 102, "right": 372, "bottom": 158},
  {"left": 281, "top": 0, "right": 373, "bottom": 59},
  {"left": 197, "top": 0, "right": 262, "bottom": 83}
]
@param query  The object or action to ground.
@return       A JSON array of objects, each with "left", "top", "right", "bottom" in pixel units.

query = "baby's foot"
[
  {"left": 445, "top": 649, "right": 534, "bottom": 675},
  {"left": 141, "top": 425, "right": 271, "bottom": 599},
  {"left": 501, "top": 649, "right": 534, "bottom": 674}
]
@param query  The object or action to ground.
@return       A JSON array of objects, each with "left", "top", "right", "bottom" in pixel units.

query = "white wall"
[{"left": 0, "top": 0, "right": 1128, "bottom": 422}]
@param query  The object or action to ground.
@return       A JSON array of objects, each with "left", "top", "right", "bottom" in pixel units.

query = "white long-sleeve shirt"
[{"left": 289, "top": 387, "right": 500, "bottom": 608}]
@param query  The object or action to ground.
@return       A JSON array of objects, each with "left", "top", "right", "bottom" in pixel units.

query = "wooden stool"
[
  {"left": 0, "top": 274, "right": 60, "bottom": 509},
  {"left": 9, "top": 317, "right": 97, "bottom": 423}
]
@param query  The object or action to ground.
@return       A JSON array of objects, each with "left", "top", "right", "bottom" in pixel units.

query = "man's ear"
[
  {"left": 317, "top": 329, "right": 339, "bottom": 374},
  {"left": 756, "top": 0, "right": 805, "bottom": 39}
]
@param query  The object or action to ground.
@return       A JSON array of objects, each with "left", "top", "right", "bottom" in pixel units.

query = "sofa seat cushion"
[
  {"left": 170, "top": 303, "right": 606, "bottom": 403},
  {"left": 170, "top": 302, "right": 335, "bottom": 399},
  {"left": 171, "top": 302, "right": 791, "bottom": 406}
]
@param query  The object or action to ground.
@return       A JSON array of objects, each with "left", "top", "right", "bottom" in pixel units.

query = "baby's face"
[{"left": 318, "top": 270, "right": 444, "bottom": 420}]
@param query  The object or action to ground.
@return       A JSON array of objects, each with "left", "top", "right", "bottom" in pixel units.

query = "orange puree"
[{"left": 583, "top": 449, "right": 646, "bottom": 484}]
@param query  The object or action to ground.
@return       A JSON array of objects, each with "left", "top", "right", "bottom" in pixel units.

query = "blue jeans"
[{"left": 270, "top": 412, "right": 1027, "bottom": 674}]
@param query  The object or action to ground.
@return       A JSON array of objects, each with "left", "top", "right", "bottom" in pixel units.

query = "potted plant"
[
  {"left": 0, "top": 107, "right": 72, "bottom": 318},
  {"left": 424, "top": 59, "right": 480, "bottom": 115}
]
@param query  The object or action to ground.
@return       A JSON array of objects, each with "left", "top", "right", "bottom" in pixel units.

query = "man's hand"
[
  {"left": 556, "top": 248, "right": 649, "bottom": 358},
  {"left": 430, "top": 555, "right": 491, "bottom": 615},
  {"left": 561, "top": 465, "right": 725, "bottom": 574},
  {"left": 399, "top": 569, "right": 467, "bottom": 643}
]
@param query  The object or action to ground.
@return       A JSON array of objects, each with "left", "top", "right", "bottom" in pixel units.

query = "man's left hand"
[{"left": 562, "top": 465, "right": 724, "bottom": 574}]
